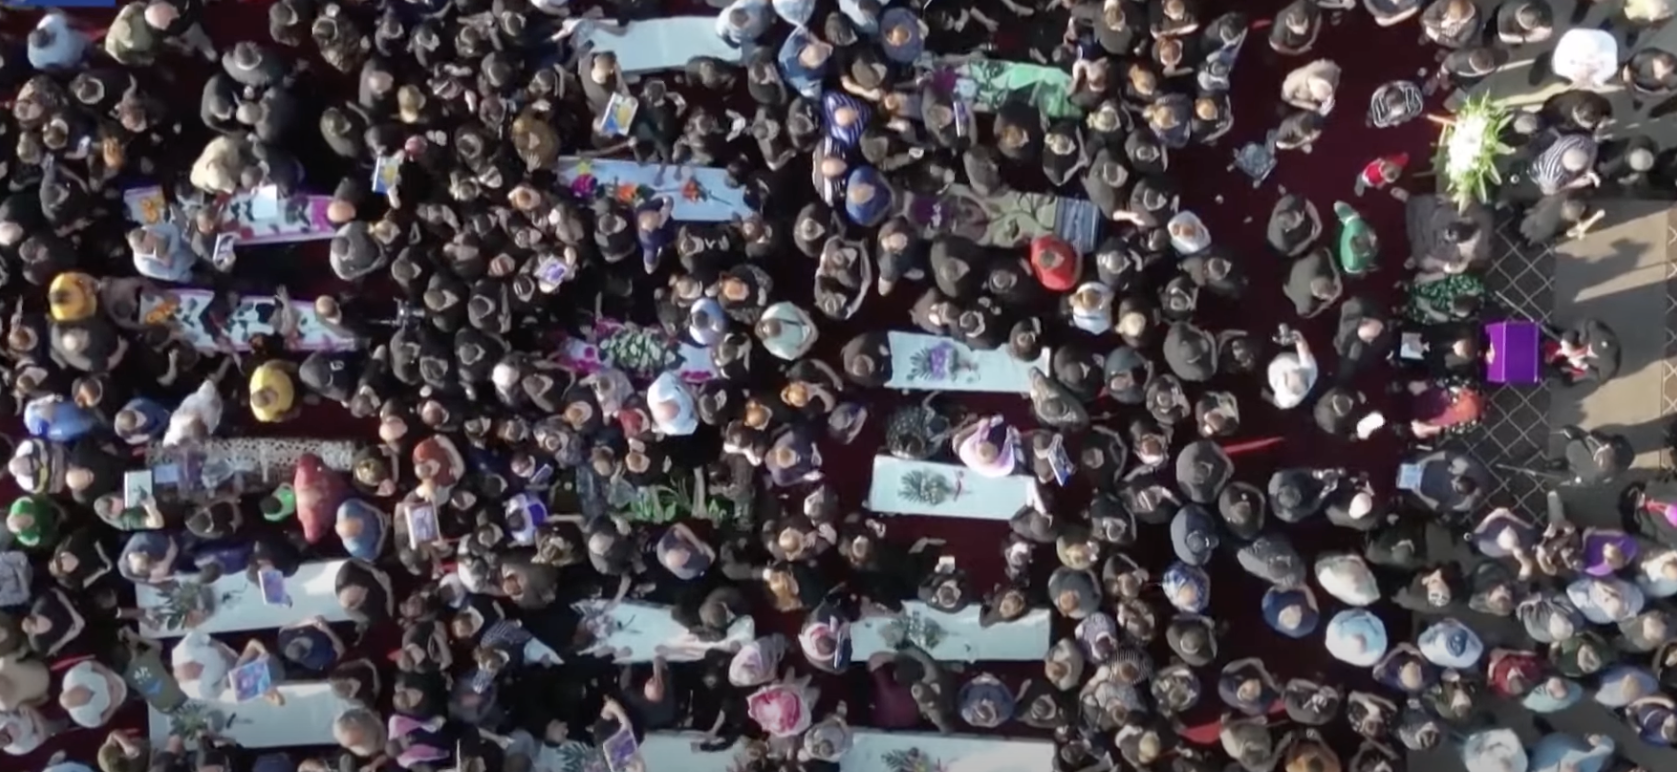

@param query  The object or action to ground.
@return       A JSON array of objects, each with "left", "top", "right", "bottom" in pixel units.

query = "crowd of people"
[{"left": 1, "top": 1, "right": 1676, "bottom": 772}]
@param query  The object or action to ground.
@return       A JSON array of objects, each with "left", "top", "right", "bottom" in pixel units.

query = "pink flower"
[
  {"left": 747, "top": 685, "right": 808, "bottom": 737},
  {"left": 570, "top": 174, "right": 599, "bottom": 198}
]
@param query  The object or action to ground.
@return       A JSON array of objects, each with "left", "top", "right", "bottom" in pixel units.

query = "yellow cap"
[
  {"left": 249, "top": 361, "right": 297, "bottom": 423},
  {"left": 47, "top": 272, "right": 98, "bottom": 323}
]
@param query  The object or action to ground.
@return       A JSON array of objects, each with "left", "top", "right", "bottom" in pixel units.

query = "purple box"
[{"left": 1486, "top": 321, "right": 1540, "bottom": 385}]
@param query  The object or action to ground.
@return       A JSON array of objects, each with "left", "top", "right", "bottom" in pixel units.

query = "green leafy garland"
[{"left": 1433, "top": 95, "right": 1514, "bottom": 211}]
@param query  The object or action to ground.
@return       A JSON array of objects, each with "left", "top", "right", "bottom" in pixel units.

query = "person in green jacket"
[
  {"left": 1334, "top": 201, "right": 1379, "bottom": 275},
  {"left": 6, "top": 495, "right": 62, "bottom": 550}
]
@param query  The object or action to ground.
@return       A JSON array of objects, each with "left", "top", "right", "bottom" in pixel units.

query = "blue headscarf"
[
  {"left": 878, "top": 8, "right": 925, "bottom": 64},
  {"left": 335, "top": 499, "right": 388, "bottom": 561},
  {"left": 716, "top": 0, "right": 773, "bottom": 46},
  {"left": 116, "top": 397, "right": 171, "bottom": 445},
  {"left": 1417, "top": 618, "right": 1484, "bottom": 669},
  {"left": 1529, "top": 732, "right": 1614, "bottom": 772},
  {"left": 24, "top": 396, "right": 96, "bottom": 443},
  {"left": 822, "top": 91, "right": 872, "bottom": 149},
  {"left": 1324, "top": 609, "right": 1387, "bottom": 667},
  {"left": 1522, "top": 678, "right": 1583, "bottom": 713},
  {"left": 1260, "top": 586, "right": 1319, "bottom": 638},
  {"left": 504, "top": 493, "right": 547, "bottom": 546},
  {"left": 1161, "top": 562, "right": 1209, "bottom": 614},
  {"left": 688, "top": 297, "right": 730, "bottom": 347},
  {"left": 843, "top": 166, "right": 893, "bottom": 228},
  {"left": 778, "top": 29, "right": 832, "bottom": 99}
]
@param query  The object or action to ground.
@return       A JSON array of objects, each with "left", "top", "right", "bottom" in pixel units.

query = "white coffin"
[
  {"left": 147, "top": 681, "right": 352, "bottom": 747},
  {"left": 884, "top": 332, "right": 1050, "bottom": 394},
  {"left": 866, "top": 458, "right": 1040, "bottom": 520},
  {"left": 642, "top": 734, "right": 748, "bottom": 772},
  {"left": 565, "top": 17, "right": 745, "bottom": 73},
  {"left": 136, "top": 560, "right": 351, "bottom": 637},
  {"left": 843, "top": 732, "right": 1056, "bottom": 772},
  {"left": 574, "top": 600, "right": 755, "bottom": 663},
  {"left": 853, "top": 603, "right": 1052, "bottom": 662}
]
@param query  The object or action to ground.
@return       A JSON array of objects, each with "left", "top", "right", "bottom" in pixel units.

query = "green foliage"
[{"left": 1433, "top": 95, "right": 1514, "bottom": 211}]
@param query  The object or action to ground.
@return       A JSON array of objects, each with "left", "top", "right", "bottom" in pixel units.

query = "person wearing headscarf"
[
  {"left": 646, "top": 373, "right": 698, "bottom": 437},
  {"left": 1324, "top": 609, "right": 1387, "bottom": 667},
  {"left": 1267, "top": 195, "right": 1322, "bottom": 257}
]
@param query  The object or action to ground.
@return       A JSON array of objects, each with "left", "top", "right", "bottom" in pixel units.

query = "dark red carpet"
[{"left": 4, "top": 0, "right": 1442, "bottom": 766}]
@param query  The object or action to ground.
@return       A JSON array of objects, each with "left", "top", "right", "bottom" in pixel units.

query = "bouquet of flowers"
[
  {"left": 1433, "top": 95, "right": 1513, "bottom": 211},
  {"left": 883, "top": 749, "right": 949, "bottom": 772},
  {"left": 167, "top": 700, "right": 231, "bottom": 741},
  {"left": 898, "top": 470, "right": 956, "bottom": 506},
  {"left": 879, "top": 612, "right": 947, "bottom": 652},
  {"left": 150, "top": 580, "right": 218, "bottom": 632},
  {"left": 594, "top": 323, "right": 680, "bottom": 381},
  {"left": 906, "top": 342, "right": 973, "bottom": 383}
]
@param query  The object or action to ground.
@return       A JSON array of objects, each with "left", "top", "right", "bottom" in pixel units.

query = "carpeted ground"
[{"left": 5, "top": 0, "right": 1446, "bottom": 767}]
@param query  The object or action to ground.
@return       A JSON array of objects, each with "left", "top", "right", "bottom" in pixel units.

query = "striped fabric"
[{"left": 1530, "top": 134, "right": 1598, "bottom": 195}]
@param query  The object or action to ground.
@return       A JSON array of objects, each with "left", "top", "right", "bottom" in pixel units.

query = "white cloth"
[
  {"left": 164, "top": 381, "right": 224, "bottom": 447},
  {"left": 647, "top": 373, "right": 698, "bottom": 437},
  {"left": 758, "top": 302, "right": 816, "bottom": 360},
  {"left": 1070, "top": 283, "right": 1114, "bottom": 335},
  {"left": 1266, "top": 350, "right": 1318, "bottom": 409},
  {"left": 1552, "top": 29, "right": 1619, "bottom": 89},
  {"left": 172, "top": 630, "right": 237, "bottom": 700},
  {"left": 1168, "top": 212, "right": 1212, "bottom": 256},
  {"left": 1315, "top": 555, "right": 1380, "bottom": 606},
  {"left": 61, "top": 661, "right": 121, "bottom": 728},
  {"left": 0, "top": 708, "right": 46, "bottom": 755}
]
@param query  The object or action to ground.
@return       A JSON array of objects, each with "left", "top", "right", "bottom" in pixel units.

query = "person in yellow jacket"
[{"left": 248, "top": 359, "right": 301, "bottom": 424}]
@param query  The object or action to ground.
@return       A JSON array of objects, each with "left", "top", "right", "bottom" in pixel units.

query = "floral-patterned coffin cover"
[
  {"left": 139, "top": 288, "right": 357, "bottom": 352},
  {"left": 898, "top": 184, "right": 1100, "bottom": 255},
  {"left": 851, "top": 602, "right": 1052, "bottom": 662},
  {"left": 563, "top": 17, "right": 746, "bottom": 74},
  {"left": 124, "top": 186, "right": 336, "bottom": 246},
  {"left": 555, "top": 158, "right": 750, "bottom": 222},
  {"left": 921, "top": 58, "right": 1081, "bottom": 119},
  {"left": 884, "top": 332, "right": 1049, "bottom": 394},
  {"left": 557, "top": 318, "right": 719, "bottom": 384},
  {"left": 845, "top": 732, "right": 1056, "bottom": 772},
  {"left": 573, "top": 599, "right": 755, "bottom": 663},
  {"left": 865, "top": 457, "right": 1040, "bottom": 521},
  {"left": 146, "top": 439, "right": 357, "bottom": 493}
]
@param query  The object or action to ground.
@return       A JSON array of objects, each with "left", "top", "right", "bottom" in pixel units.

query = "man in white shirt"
[
  {"left": 172, "top": 630, "right": 238, "bottom": 699},
  {"left": 1266, "top": 329, "right": 1319, "bottom": 409}
]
